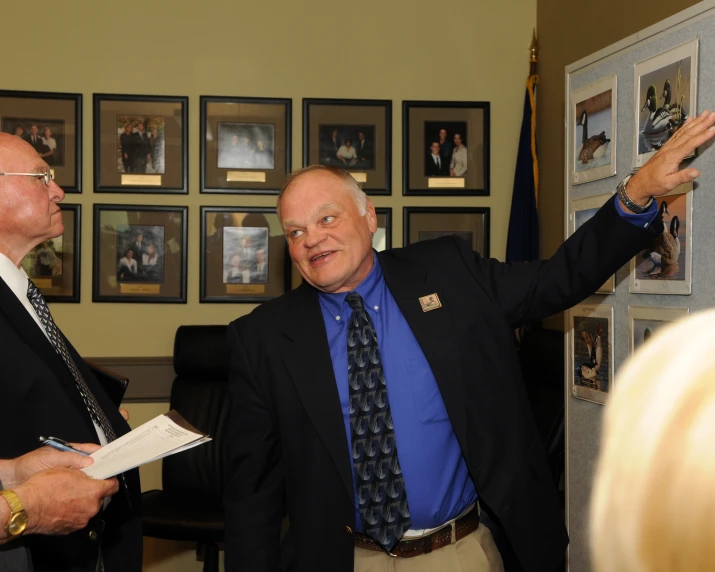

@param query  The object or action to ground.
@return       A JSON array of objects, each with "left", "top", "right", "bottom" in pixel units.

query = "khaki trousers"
[{"left": 354, "top": 525, "right": 505, "bottom": 572}]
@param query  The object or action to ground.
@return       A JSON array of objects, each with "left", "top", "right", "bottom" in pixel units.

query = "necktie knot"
[{"left": 346, "top": 292, "right": 365, "bottom": 311}]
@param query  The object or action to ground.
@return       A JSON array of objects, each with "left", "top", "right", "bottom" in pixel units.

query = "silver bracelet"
[{"left": 616, "top": 174, "right": 652, "bottom": 214}]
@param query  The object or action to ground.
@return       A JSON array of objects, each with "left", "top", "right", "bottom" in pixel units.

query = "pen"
[{"left": 38, "top": 436, "right": 89, "bottom": 456}]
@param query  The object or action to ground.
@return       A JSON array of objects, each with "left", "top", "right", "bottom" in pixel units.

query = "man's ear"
[{"left": 365, "top": 199, "right": 378, "bottom": 234}]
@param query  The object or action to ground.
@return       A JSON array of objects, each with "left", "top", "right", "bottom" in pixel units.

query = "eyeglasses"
[{"left": 0, "top": 170, "right": 54, "bottom": 186}]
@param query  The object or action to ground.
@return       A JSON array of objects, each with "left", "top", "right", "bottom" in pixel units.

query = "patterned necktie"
[
  {"left": 27, "top": 279, "right": 116, "bottom": 442},
  {"left": 346, "top": 292, "right": 410, "bottom": 552}
]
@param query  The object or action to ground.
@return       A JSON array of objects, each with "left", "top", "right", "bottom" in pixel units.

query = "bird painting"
[{"left": 576, "top": 109, "right": 610, "bottom": 164}]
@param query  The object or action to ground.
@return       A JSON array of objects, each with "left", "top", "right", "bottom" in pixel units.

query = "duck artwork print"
[
  {"left": 634, "top": 195, "right": 686, "bottom": 281},
  {"left": 574, "top": 89, "right": 612, "bottom": 173},
  {"left": 574, "top": 317, "right": 609, "bottom": 394},
  {"left": 638, "top": 57, "right": 691, "bottom": 155}
]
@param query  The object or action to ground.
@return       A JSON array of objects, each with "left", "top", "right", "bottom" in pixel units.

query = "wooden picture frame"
[
  {"left": 200, "top": 96, "right": 291, "bottom": 194},
  {"left": 92, "top": 204, "right": 187, "bottom": 303},
  {"left": 22, "top": 204, "right": 81, "bottom": 302},
  {"left": 403, "top": 207, "right": 490, "bottom": 257},
  {"left": 374, "top": 207, "right": 392, "bottom": 252},
  {"left": 0, "top": 90, "right": 82, "bottom": 193},
  {"left": 200, "top": 206, "right": 291, "bottom": 303},
  {"left": 93, "top": 93, "right": 188, "bottom": 194},
  {"left": 303, "top": 98, "right": 391, "bottom": 195},
  {"left": 403, "top": 100, "right": 490, "bottom": 196}
]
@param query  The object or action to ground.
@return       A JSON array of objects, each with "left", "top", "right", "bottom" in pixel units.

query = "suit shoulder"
[
  {"left": 228, "top": 285, "right": 305, "bottom": 334},
  {"left": 379, "top": 236, "right": 464, "bottom": 264}
]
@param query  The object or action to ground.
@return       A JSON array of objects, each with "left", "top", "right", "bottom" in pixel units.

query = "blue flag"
[{"left": 506, "top": 76, "right": 539, "bottom": 263}]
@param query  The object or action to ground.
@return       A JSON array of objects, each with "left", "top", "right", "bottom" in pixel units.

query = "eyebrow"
[{"left": 282, "top": 203, "right": 343, "bottom": 229}]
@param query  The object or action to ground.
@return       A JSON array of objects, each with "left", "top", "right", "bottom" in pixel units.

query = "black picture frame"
[
  {"left": 402, "top": 101, "right": 490, "bottom": 196},
  {"left": 200, "top": 206, "right": 292, "bottom": 303},
  {"left": 374, "top": 207, "right": 392, "bottom": 251},
  {"left": 200, "top": 96, "right": 292, "bottom": 194},
  {"left": 92, "top": 204, "right": 187, "bottom": 303},
  {"left": 21, "top": 204, "right": 81, "bottom": 303},
  {"left": 303, "top": 98, "right": 392, "bottom": 195},
  {"left": 0, "top": 89, "right": 82, "bottom": 193},
  {"left": 403, "top": 207, "right": 490, "bottom": 257},
  {"left": 93, "top": 93, "right": 188, "bottom": 194}
]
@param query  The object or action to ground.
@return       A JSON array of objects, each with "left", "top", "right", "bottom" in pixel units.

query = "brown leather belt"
[{"left": 353, "top": 504, "right": 480, "bottom": 558}]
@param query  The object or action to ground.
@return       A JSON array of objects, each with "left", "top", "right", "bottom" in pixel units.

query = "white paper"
[{"left": 82, "top": 410, "right": 211, "bottom": 480}]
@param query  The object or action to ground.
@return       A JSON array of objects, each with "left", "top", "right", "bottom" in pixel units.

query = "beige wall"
[
  {"left": 537, "top": 0, "right": 699, "bottom": 330},
  {"left": 4, "top": 0, "right": 536, "bottom": 360},
  {"left": 5, "top": 0, "right": 536, "bottom": 569}
]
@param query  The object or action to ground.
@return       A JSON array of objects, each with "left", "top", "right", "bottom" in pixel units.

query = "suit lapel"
[
  {"left": 281, "top": 283, "right": 354, "bottom": 502},
  {"left": 0, "top": 278, "right": 96, "bottom": 435},
  {"left": 378, "top": 252, "right": 468, "bottom": 449}
]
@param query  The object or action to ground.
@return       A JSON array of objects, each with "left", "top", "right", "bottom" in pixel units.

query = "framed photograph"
[
  {"left": 21, "top": 204, "right": 81, "bottom": 302},
  {"left": 200, "top": 207, "right": 291, "bottom": 303},
  {"left": 568, "top": 303, "right": 613, "bottom": 405},
  {"left": 403, "top": 207, "right": 490, "bottom": 257},
  {"left": 93, "top": 205, "right": 187, "bottom": 303},
  {"left": 569, "top": 194, "right": 616, "bottom": 293},
  {"left": 629, "top": 182, "right": 692, "bottom": 295},
  {"left": 93, "top": 93, "right": 188, "bottom": 193},
  {"left": 201, "top": 96, "right": 291, "bottom": 194},
  {"left": 633, "top": 37, "right": 698, "bottom": 169},
  {"left": 628, "top": 305, "right": 689, "bottom": 356},
  {"left": 570, "top": 74, "right": 617, "bottom": 185},
  {"left": 374, "top": 207, "right": 392, "bottom": 252},
  {"left": 403, "top": 101, "right": 489, "bottom": 196},
  {"left": 0, "top": 90, "right": 82, "bottom": 193},
  {"left": 303, "top": 98, "right": 391, "bottom": 195}
]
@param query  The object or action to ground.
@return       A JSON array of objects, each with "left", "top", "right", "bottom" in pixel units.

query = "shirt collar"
[
  {"left": 0, "top": 252, "right": 30, "bottom": 302},
  {"left": 318, "top": 251, "right": 384, "bottom": 321}
]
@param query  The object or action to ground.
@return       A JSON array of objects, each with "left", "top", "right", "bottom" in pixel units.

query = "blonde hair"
[
  {"left": 276, "top": 165, "right": 367, "bottom": 219},
  {"left": 590, "top": 308, "right": 715, "bottom": 572}
]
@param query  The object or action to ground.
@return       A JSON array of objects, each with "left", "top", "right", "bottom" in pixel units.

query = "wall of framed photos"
[
  {"left": 1, "top": 0, "right": 536, "bottom": 361},
  {"left": 563, "top": 3, "right": 715, "bottom": 570},
  {"left": 2, "top": 1, "right": 535, "bottom": 570}
]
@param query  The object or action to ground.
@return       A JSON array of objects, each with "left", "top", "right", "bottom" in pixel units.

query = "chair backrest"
[{"left": 163, "top": 325, "right": 232, "bottom": 496}]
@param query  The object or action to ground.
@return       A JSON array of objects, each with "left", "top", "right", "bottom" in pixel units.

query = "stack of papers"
[{"left": 82, "top": 410, "right": 211, "bottom": 480}]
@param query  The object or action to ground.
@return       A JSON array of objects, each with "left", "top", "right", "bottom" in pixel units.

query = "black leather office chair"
[{"left": 141, "top": 325, "right": 232, "bottom": 572}]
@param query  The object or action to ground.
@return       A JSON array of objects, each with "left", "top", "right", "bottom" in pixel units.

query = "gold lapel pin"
[{"left": 419, "top": 293, "right": 442, "bottom": 312}]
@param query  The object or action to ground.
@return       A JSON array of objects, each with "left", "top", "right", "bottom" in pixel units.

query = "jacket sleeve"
[
  {"left": 459, "top": 195, "right": 662, "bottom": 328},
  {"left": 224, "top": 321, "right": 284, "bottom": 572}
]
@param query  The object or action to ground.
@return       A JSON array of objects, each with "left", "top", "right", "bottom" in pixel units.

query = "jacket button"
[
  {"left": 345, "top": 526, "right": 353, "bottom": 534},
  {"left": 89, "top": 530, "right": 98, "bottom": 541}
]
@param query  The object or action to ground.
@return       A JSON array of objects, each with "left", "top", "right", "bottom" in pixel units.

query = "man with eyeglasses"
[{"left": 0, "top": 133, "right": 142, "bottom": 572}]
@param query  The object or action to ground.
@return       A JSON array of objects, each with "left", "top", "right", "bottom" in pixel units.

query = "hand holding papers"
[{"left": 81, "top": 410, "right": 211, "bottom": 480}]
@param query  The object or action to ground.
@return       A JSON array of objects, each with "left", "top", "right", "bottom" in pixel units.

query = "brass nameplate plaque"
[
  {"left": 226, "top": 284, "right": 265, "bottom": 295},
  {"left": 350, "top": 172, "right": 367, "bottom": 183},
  {"left": 121, "top": 174, "right": 162, "bottom": 186},
  {"left": 428, "top": 177, "right": 465, "bottom": 188},
  {"left": 34, "top": 279, "right": 53, "bottom": 289},
  {"left": 120, "top": 283, "right": 161, "bottom": 294},
  {"left": 227, "top": 171, "right": 266, "bottom": 182}
]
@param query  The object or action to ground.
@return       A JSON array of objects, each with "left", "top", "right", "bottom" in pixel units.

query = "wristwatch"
[
  {"left": 616, "top": 174, "right": 653, "bottom": 214},
  {"left": 0, "top": 490, "right": 28, "bottom": 544}
]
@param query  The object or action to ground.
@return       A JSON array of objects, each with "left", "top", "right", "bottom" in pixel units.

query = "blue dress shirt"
[
  {"left": 319, "top": 256, "right": 476, "bottom": 531},
  {"left": 317, "top": 199, "right": 657, "bottom": 532}
]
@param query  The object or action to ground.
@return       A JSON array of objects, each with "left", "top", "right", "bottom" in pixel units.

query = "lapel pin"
[{"left": 419, "top": 293, "right": 442, "bottom": 312}]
